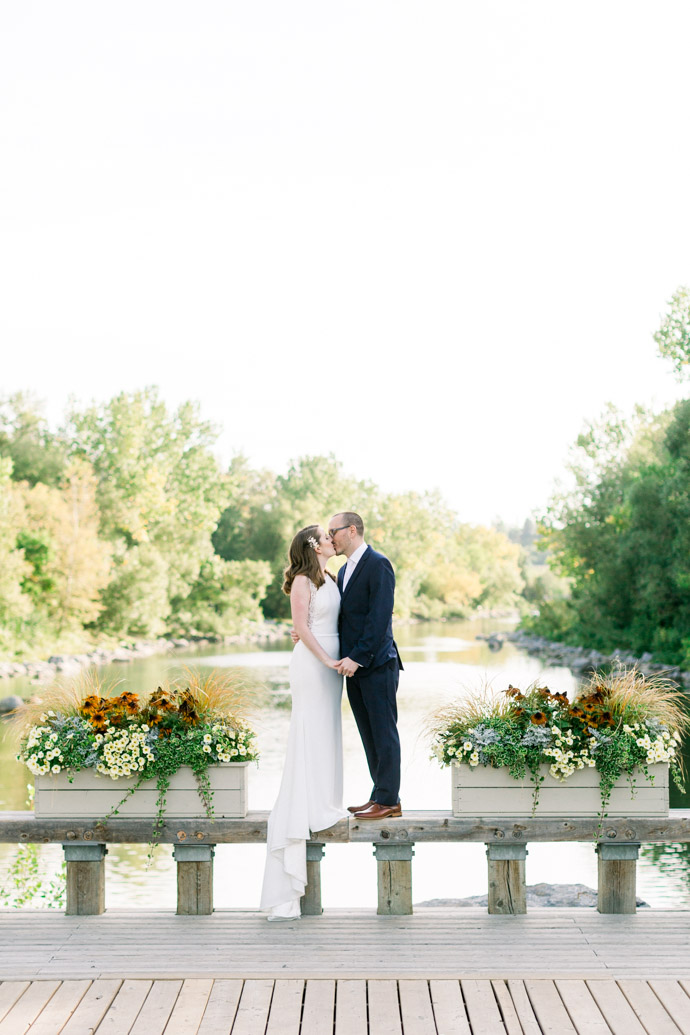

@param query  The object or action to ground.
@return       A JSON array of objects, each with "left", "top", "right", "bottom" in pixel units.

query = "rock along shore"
[
  {"left": 477, "top": 630, "right": 690, "bottom": 687},
  {"left": 0, "top": 621, "right": 290, "bottom": 708}
]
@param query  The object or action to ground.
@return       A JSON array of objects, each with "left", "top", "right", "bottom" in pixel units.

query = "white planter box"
[
  {"left": 35, "top": 762, "right": 249, "bottom": 819},
  {"left": 451, "top": 762, "right": 669, "bottom": 818}
]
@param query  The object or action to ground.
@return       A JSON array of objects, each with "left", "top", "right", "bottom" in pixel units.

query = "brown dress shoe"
[
  {"left": 347, "top": 800, "right": 374, "bottom": 814},
  {"left": 353, "top": 802, "right": 402, "bottom": 820}
]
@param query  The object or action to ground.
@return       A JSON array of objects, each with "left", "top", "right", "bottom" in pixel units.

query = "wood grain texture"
[{"left": 3, "top": 808, "right": 690, "bottom": 844}]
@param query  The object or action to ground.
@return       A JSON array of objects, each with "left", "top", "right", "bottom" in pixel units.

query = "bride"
[{"left": 259, "top": 524, "right": 349, "bottom": 920}]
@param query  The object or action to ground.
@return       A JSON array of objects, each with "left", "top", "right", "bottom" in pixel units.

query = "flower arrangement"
[
  {"left": 428, "top": 669, "right": 688, "bottom": 821},
  {"left": 15, "top": 671, "right": 259, "bottom": 849}
]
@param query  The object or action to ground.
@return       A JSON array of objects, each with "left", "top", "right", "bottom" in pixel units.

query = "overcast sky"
[{"left": 2, "top": 2, "right": 689, "bottom": 526}]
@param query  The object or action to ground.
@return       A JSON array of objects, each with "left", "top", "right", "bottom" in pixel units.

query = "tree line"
[
  {"left": 525, "top": 286, "right": 690, "bottom": 669},
  {"left": 0, "top": 389, "right": 526, "bottom": 659}
]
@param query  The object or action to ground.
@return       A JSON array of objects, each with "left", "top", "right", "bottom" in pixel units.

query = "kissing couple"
[{"left": 260, "top": 511, "right": 403, "bottom": 920}]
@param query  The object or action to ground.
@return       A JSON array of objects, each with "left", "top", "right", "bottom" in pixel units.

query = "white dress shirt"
[{"left": 342, "top": 541, "right": 368, "bottom": 591}]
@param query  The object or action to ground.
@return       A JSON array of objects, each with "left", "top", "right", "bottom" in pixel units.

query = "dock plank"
[
  {"left": 649, "top": 981, "right": 690, "bottom": 1035},
  {"left": 525, "top": 979, "right": 577, "bottom": 1034},
  {"left": 367, "top": 979, "right": 402, "bottom": 1035},
  {"left": 334, "top": 980, "right": 367, "bottom": 1035},
  {"left": 129, "top": 980, "right": 182, "bottom": 1035},
  {"left": 585, "top": 981, "right": 648, "bottom": 1035},
  {"left": 398, "top": 980, "right": 436, "bottom": 1035},
  {"left": 429, "top": 980, "right": 471, "bottom": 1035},
  {"left": 0, "top": 980, "right": 59, "bottom": 1035},
  {"left": 60, "top": 980, "right": 122, "bottom": 1035},
  {"left": 27, "top": 980, "right": 91, "bottom": 1035},
  {"left": 555, "top": 980, "right": 610, "bottom": 1035},
  {"left": 0, "top": 982, "right": 30, "bottom": 1023},
  {"left": 164, "top": 978, "right": 213, "bottom": 1035},
  {"left": 301, "top": 980, "right": 335, "bottom": 1035},
  {"left": 490, "top": 980, "right": 523, "bottom": 1035},
  {"left": 618, "top": 979, "right": 682, "bottom": 1035},
  {"left": 95, "top": 979, "right": 152, "bottom": 1034},
  {"left": 197, "top": 979, "right": 243, "bottom": 1035},
  {"left": 460, "top": 980, "right": 504, "bottom": 1035},
  {"left": 507, "top": 980, "right": 557, "bottom": 1035},
  {"left": 230, "top": 980, "right": 274, "bottom": 1035},
  {"left": 265, "top": 979, "right": 303, "bottom": 1035}
]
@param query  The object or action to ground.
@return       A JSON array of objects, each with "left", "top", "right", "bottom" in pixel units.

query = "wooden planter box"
[
  {"left": 34, "top": 762, "right": 249, "bottom": 819},
  {"left": 451, "top": 762, "right": 669, "bottom": 817}
]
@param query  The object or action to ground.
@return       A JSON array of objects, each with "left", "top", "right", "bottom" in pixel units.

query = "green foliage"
[
  {"left": 0, "top": 388, "right": 527, "bottom": 659},
  {"left": 429, "top": 673, "right": 686, "bottom": 822},
  {"left": 0, "top": 394, "right": 68, "bottom": 487},
  {"left": 654, "top": 285, "right": 690, "bottom": 380},
  {"left": 68, "top": 388, "right": 232, "bottom": 638},
  {"left": 530, "top": 399, "right": 690, "bottom": 666}
]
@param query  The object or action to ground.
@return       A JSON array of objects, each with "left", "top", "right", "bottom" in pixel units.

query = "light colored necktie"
[{"left": 344, "top": 558, "right": 355, "bottom": 589}]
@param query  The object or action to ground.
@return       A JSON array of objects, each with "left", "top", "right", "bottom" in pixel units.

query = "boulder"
[{"left": 0, "top": 694, "right": 24, "bottom": 715}]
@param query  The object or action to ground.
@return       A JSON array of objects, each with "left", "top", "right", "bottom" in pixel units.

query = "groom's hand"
[
  {"left": 337, "top": 657, "right": 360, "bottom": 677},
  {"left": 290, "top": 629, "right": 300, "bottom": 644}
]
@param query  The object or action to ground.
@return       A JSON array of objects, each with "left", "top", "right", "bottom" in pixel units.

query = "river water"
[{"left": 1, "top": 618, "right": 688, "bottom": 910}]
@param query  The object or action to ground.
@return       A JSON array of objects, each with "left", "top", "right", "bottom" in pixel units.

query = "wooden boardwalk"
[
  {"left": 1, "top": 976, "right": 690, "bottom": 1033},
  {"left": 2, "top": 909, "right": 690, "bottom": 1032}
]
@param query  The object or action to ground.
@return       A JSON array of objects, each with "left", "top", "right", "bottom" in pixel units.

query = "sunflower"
[
  {"left": 531, "top": 711, "right": 547, "bottom": 725},
  {"left": 570, "top": 706, "right": 585, "bottom": 720}
]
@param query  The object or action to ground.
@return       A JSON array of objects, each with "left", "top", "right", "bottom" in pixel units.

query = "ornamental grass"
[
  {"left": 428, "top": 668, "right": 688, "bottom": 820},
  {"left": 13, "top": 669, "right": 260, "bottom": 855}
]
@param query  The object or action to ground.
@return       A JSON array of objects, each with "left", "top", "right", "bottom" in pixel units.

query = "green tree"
[
  {"left": 654, "top": 286, "right": 690, "bottom": 380},
  {"left": 0, "top": 458, "right": 31, "bottom": 654},
  {"left": 0, "top": 394, "right": 67, "bottom": 486},
  {"left": 18, "top": 460, "right": 112, "bottom": 634},
  {"left": 68, "top": 388, "right": 231, "bottom": 637}
]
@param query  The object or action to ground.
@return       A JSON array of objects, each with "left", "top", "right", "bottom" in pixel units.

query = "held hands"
[{"left": 337, "top": 657, "right": 360, "bottom": 677}]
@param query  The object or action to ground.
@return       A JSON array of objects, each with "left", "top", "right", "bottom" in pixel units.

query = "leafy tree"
[
  {"left": 169, "top": 557, "right": 273, "bottom": 636},
  {"left": 18, "top": 460, "right": 112, "bottom": 634},
  {"left": 67, "top": 388, "right": 231, "bottom": 637},
  {"left": 654, "top": 286, "right": 690, "bottom": 380},
  {"left": 527, "top": 399, "right": 690, "bottom": 666},
  {"left": 0, "top": 394, "right": 67, "bottom": 486},
  {"left": 0, "top": 458, "right": 31, "bottom": 653}
]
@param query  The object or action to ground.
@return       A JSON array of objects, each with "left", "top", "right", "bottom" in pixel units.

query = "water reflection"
[{"left": 1, "top": 618, "right": 688, "bottom": 909}]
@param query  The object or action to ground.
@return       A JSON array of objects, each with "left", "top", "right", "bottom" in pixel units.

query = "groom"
[{"left": 328, "top": 512, "right": 403, "bottom": 820}]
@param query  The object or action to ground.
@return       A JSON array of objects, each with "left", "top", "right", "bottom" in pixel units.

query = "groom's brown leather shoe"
[
  {"left": 347, "top": 800, "right": 374, "bottom": 814},
  {"left": 353, "top": 802, "right": 402, "bottom": 820}
]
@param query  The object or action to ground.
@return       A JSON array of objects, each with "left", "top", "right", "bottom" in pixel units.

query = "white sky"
[{"left": 2, "top": 1, "right": 689, "bottom": 526}]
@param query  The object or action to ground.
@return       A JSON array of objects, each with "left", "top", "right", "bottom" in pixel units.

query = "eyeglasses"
[{"left": 328, "top": 525, "right": 351, "bottom": 538}]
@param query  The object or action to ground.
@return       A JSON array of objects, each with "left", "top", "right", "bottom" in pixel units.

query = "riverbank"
[
  {"left": 0, "top": 621, "right": 290, "bottom": 695},
  {"left": 480, "top": 629, "right": 690, "bottom": 687}
]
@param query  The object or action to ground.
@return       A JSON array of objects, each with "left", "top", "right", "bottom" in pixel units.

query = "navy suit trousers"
[{"left": 346, "top": 657, "right": 401, "bottom": 806}]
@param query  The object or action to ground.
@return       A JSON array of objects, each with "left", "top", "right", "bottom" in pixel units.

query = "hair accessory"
[{"left": 307, "top": 535, "right": 319, "bottom": 550}]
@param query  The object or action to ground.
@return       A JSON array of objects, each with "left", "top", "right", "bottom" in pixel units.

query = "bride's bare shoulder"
[{"left": 290, "top": 574, "right": 311, "bottom": 593}]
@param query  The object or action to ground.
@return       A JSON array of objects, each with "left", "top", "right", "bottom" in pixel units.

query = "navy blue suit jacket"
[{"left": 337, "top": 546, "right": 403, "bottom": 670}]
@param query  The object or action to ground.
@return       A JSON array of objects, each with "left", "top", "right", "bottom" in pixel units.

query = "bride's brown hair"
[{"left": 283, "top": 525, "right": 333, "bottom": 595}]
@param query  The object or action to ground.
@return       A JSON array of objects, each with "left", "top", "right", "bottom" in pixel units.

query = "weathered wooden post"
[
  {"left": 173, "top": 843, "right": 215, "bottom": 915},
  {"left": 63, "top": 843, "right": 107, "bottom": 915},
  {"left": 301, "top": 842, "right": 325, "bottom": 915},
  {"left": 486, "top": 842, "right": 527, "bottom": 914},
  {"left": 374, "top": 842, "right": 414, "bottom": 915},
  {"left": 596, "top": 842, "right": 640, "bottom": 914}
]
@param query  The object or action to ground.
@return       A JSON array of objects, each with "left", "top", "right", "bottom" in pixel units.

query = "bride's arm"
[{"left": 290, "top": 576, "right": 339, "bottom": 669}]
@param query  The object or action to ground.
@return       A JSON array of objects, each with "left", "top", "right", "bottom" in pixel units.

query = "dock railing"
[{"left": 1, "top": 810, "right": 689, "bottom": 917}]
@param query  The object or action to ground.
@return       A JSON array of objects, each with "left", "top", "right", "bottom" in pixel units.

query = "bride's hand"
[{"left": 325, "top": 657, "right": 342, "bottom": 670}]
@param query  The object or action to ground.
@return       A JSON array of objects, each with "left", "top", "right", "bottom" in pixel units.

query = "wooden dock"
[
  {"left": 2, "top": 908, "right": 690, "bottom": 1032},
  {"left": 2, "top": 974, "right": 690, "bottom": 1033}
]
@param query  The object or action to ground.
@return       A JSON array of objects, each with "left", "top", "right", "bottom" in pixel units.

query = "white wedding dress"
[{"left": 260, "top": 575, "right": 348, "bottom": 919}]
